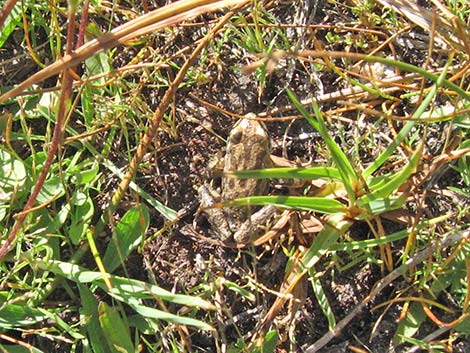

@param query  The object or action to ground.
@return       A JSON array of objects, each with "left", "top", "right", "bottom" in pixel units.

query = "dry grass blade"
[{"left": 375, "top": 0, "right": 470, "bottom": 52}]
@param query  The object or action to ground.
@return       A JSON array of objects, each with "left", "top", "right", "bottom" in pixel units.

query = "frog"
[{"left": 198, "top": 114, "right": 277, "bottom": 244}]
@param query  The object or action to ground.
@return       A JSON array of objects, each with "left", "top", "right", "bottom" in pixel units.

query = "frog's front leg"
[{"left": 198, "top": 185, "right": 233, "bottom": 241}]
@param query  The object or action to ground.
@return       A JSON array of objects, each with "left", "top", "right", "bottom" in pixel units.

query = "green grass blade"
[
  {"left": 226, "top": 195, "right": 347, "bottom": 214},
  {"left": 100, "top": 157, "right": 177, "bottom": 221},
  {"left": 310, "top": 269, "right": 336, "bottom": 330},
  {"left": 98, "top": 301, "right": 135, "bottom": 353},
  {"left": 358, "top": 139, "right": 423, "bottom": 209},
  {"left": 287, "top": 89, "right": 359, "bottom": 201},
  {"left": 363, "top": 57, "right": 453, "bottom": 178},
  {"left": 104, "top": 276, "right": 215, "bottom": 310},
  {"left": 79, "top": 283, "right": 111, "bottom": 353},
  {"left": 301, "top": 214, "right": 352, "bottom": 269},
  {"left": 0, "top": 304, "right": 50, "bottom": 329},
  {"left": 228, "top": 166, "right": 341, "bottom": 180},
  {"left": 33, "top": 259, "right": 215, "bottom": 310},
  {"left": 129, "top": 303, "right": 214, "bottom": 331}
]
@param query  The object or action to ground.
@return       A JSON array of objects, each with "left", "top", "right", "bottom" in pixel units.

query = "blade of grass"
[
  {"left": 98, "top": 302, "right": 135, "bottom": 353},
  {"left": 32, "top": 259, "right": 215, "bottom": 310},
  {"left": 103, "top": 204, "right": 149, "bottom": 273},
  {"left": 287, "top": 88, "right": 359, "bottom": 202},
  {"left": 228, "top": 166, "right": 341, "bottom": 180},
  {"left": 358, "top": 137, "right": 424, "bottom": 208},
  {"left": 79, "top": 283, "right": 110, "bottom": 353},
  {"left": 225, "top": 195, "right": 347, "bottom": 214}
]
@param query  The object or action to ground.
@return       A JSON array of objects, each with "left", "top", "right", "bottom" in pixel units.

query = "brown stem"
[
  {"left": 0, "top": 5, "right": 77, "bottom": 260},
  {"left": 0, "top": 0, "right": 18, "bottom": 30},
  {"left": 76, "top": 0, "right": 89, "bottom": 49}
]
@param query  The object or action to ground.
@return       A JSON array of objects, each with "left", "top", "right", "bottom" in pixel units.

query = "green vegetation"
[{"left": 0, "top": 0, "right": 469, "bottom": 352}]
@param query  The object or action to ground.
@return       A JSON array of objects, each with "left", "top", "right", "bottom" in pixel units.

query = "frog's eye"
[{"left": 230, "top": 127, "right": 244, "bottom": 144}]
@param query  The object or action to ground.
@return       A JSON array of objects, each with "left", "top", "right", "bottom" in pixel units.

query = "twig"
[{"left": 0, "top": 2, "right": 78, "bottom": 259}]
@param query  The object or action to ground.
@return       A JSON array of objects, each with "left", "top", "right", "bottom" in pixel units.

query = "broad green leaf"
[
  {"left": 98, "top": 302, "right": 134, "bottom": 353},
  {"left": 394, "top": 302, "right": 426, "bottom": 345},
  {"left": 247, "top": 330, "right": 278, "bottom": 353},
  {"left": 453, "top": 316, "right": 470, "bottom": 334},
  {"left": 36, "top": 176, "right": 65, "bottom": 204},
  {"left": 0, "top": 304, "right": 50, "bottom": 328},
  {"left": 0, "top": 1, "right": 22, "bottom": 48},
  {"left": 79, "top": 283, "right": 111, "bottom": 353},
  {"left": 103, "top": 204, "right": 149, "bottom": 273},
  {"left": 0, "top": 149, "right": 26, "bottom": 197},
  {"left": 226, "top": 195, "right": 347, "bottom": 214},
  {"left": 69, "top": 190, "right": 94, "bottom": 244},
  {"left": 69, "top": 159, "right": 99, "bottom": 185},
  {"left": 85, "top": 52, "right": 111, "bottom": 86}
]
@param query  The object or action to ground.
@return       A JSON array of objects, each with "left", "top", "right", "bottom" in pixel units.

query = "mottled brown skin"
[
  {"left": 222, "top": 117, "right": 271, "bottom": 201},
  {"left": 200, "top": 116, "right": 272, "bottom": 242}
]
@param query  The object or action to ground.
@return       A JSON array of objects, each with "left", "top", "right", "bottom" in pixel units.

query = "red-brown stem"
[
  {"left": 76, "top": 0, "right": 89, "bottom": 49},
  {"left": 0, "top": 6, "right": 77, "bottom": 260},
  {"left": 0, "top": 0, "right": 18, "bottom": 30}
]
